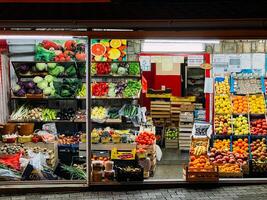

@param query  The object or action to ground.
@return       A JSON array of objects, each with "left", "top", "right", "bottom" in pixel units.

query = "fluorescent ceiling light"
[
  {"left": 144, "top": 39, "right": 220, "bottom": 44},
  {"left": 0, "top": 35, "right": 75, "bottom": 39},
  {"left": 141, "top": 42, "right": 205, "bottom": 53},
  {"left": 92, "top": 29, "right": 134, "bottom": 32}
]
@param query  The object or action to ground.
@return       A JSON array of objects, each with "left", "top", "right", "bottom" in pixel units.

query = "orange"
[{"left": 91, "top": 43, "right": 106, "bottom": 56}]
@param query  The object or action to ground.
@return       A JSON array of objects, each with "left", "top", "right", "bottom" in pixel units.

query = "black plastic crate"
[
  {"left": 58, "top": 144, "right": 79, "bottom": 165},
  {"left": 114, "top": 160, "right": 144, "bottom": 182},
  {"left": 249, "top": 160, "right": 267, "bottom": 177}
]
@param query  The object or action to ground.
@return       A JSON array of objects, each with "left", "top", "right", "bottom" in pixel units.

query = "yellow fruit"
[
  {"left": 110, "top": 39, "right": 122, "bottom": 48},
  {"left": 108, "top": 48, "right": 121, "bottom": 60},
  {"left": 121, "top": 39, "right": 127, "bottom": 46}
]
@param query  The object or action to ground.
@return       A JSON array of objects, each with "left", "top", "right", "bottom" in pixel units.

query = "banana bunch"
[
  {"left": 77, "top": 83, "right": 86, "bottom": 97},
  {"left": 194, "top": 146, "right": 207, "bottom": 156}
]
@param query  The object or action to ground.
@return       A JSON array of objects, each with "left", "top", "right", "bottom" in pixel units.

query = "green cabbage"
[
  {"left": 111, "top": 63, "right": 118, "bottom": 73},
  {"left": 36, "top": 63, "right": 47, "bottom": 71},
  {"left": 37, "top": 80, "right": 48, "bottom": 90},
  {"left": 43, "top": 87, "right": 53, "bottom": 95},
  {"left": 44, "top": 75, "right": 54, "bottom": 83},
  {"left": 47, "top": 63, "right": 57, "bottom": 69},
  {"left": 33, "top": 76, "right": 43, "bottom": 83},
  {"left": 13, "top": 84, "right": 21, "bottom": 93},
  {"left": 49, "top": 66, "right": 64, "bottom": 77},
  {"left": 117, "top": 67, "right": 127, "bottom": 75}
]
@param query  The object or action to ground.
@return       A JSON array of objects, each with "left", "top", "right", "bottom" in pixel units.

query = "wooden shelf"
[
  {"left": 8, "top": 119, "right": 78, "bottom": 123},
  {"left": 92, "top": 96, "right": 140, "bottom": 100},
  {"left": 11, "top": 95, "right": 86, "bottom": 100}
]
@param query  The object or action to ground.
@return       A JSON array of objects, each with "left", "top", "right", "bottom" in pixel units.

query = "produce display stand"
[
  {"left": 212, "top": 70, "right": 267, "bottom": 179},
  {"left": 0, "top": 38, "right": 88, "bottom": 188},
  {"left": 90, "top": 60, "right": 152, "bottom": 183}
]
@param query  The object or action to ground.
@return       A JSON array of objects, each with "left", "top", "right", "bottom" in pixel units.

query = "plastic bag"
[
  {"left": 156, "top": 145, "right": 162, "bottom": 161},
  {"left": 34, "top": 129, "right": 55, "bottom": 143},
  {"left": 28, "top": 150, "right": 49, "bottom": 171},
  {"left": 0, "top": 168, "right": 20, "bottom": 181},
  {"left": 0, "top": 152, "right": 21, "bottom": 170},
  {"left": 42, "top": 123, "right": 57, "bottom": 134},
  {"left": 140, "top": 107, "right": 147, "bottom": 123}
]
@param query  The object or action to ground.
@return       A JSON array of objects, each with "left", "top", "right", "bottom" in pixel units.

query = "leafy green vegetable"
[
  {"left": 65, "top": 65, "right": 76, "bottom": 77},
  {"left": 48, "top": 66, "right": 64, "bottom": 77},
  {"left": 111, "top": 63, "right": 118, "bottom": 74},
  {"left": 36, "top": 63, "right": 47, "bottom": 71},
  {"left": 123, "top": 80, "right": 141, "bottom": 97},
  {"left": 33, "top": 76, "right": 43, "bottom": 83},
  {"left": 37, "top": 80, "right": 48, "bottom": 90},
  {"left": 44, "top": 75, "right": 54, "bottom": 83},
  {"left": 47, "top": 63, "right": 57, "bottom": 69},
  {"left": 61, "top": 164, "right": 86, "bottom": 180},
  {"left": 129, "top": 63, "right": 140, "bottom": 75},
  {"left": 53, "top": 78, "right": 82, "bottom": 98},
  {"left": 61, "top": 89, "right": 71, "bottom": 97},
  {"left": 35, "top": 45, "right": 56, "bottom": 62},
  {"left": 117, "top": 67, "right": 127, "bottom": 75},
  {"left": 108, "top": 83, "right": 116, "bottom": 97},
  {"left": 43, "top": 87, "right": 53, "bottom": 95}
]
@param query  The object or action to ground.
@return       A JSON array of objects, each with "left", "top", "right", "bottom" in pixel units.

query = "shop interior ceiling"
[{"left": 0, "top": 1, "right": 267, "bottom": 30}]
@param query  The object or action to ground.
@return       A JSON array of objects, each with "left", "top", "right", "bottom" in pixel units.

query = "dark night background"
[{"left": 0, "top": 0, "right": 267, "bottom": 20}]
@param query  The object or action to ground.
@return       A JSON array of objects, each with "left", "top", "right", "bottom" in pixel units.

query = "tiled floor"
[
  {"left": 1, "top": 184, "right": 267, "bottom": 200},
  {"left": 151, "top": 148, "right": 188, "bottom": 179}
]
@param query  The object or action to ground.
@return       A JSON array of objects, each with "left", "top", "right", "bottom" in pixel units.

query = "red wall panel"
[{"left": 151, "top": 64, "right": 181, "bottom": 97}]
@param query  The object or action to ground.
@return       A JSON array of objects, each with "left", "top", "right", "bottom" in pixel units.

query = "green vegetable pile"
[
  {"left": 123, "top": 80, "right": 141, "bottom": 97},
  {"left": 61, "top": 164, "right": 86, "bottom": 180},
  {"left": 165, "top": 128, "right": 179, "bottom": 140},
  {"left": 108, "top": 108, "right": 120, "bottom": 119},
  {"left": 42, "top": 108, "right": 57, "bottom": 121},
  {"left": 108, "top": 83, "right": 116, "bottom": 97},
  {"left": 35, "top": 45, "right": 56, "bottom": 62},
  {"left": 120, "top": 104, "right": 138, "bottom": 118},
  {"left": 129, "top": 63, "right": 140, "bottom": 76},
  {"left": 53, "top": 78, "right": 82, "bottom": 97}
]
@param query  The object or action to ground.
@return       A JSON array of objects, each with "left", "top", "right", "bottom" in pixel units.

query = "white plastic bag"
[
  {"left": 156, "top": 145, "right": 162, "bottom": 161},
  {"left": 42, "top": 123, "right": 57, "bottom": 134}
]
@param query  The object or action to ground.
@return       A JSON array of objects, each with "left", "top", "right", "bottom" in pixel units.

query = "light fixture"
[
  {"left": 141, "top": 41, "right": 205, "bottom": 53},
  {"left": 143, "top": 39, "right": 220, "bottom": 44}
]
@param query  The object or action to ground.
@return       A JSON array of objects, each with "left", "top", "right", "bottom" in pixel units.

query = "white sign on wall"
[{"left": 139, "top": 56, "right": 151, "bottom": 71}]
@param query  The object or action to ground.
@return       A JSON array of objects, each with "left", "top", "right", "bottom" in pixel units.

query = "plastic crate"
[{"left": 114, "top": 160, "right": 144, "bottom": 182}]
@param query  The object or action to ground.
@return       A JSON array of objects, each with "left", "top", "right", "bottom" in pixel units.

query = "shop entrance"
[{"left": 0, "top": 33, "right": 267, "bottom": 188}]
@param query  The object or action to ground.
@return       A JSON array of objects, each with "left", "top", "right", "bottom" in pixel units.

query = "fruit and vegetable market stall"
[{"left": 0, "top": 36, "right": 267, "bottom": 189}]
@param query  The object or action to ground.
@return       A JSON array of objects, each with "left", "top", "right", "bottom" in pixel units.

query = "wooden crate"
[
  {"left": 180, "top": 104, "right": 195, "bottom": 112},
  {"left": 165, "top": 139, "right": 179, "bottom": 148},
  {"left": 137, "top": 144, "right": 156, "bottom": 154},
  {"left": 149, "top": 164, "right": 157, "bottom": 177},
  {"left": 183, "top": 166, "right": 219, "bottom": 183},
  {"left": 151, "top": 101, "right": 171, "bottom": 120}
]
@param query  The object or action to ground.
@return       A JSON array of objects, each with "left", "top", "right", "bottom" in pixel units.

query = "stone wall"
[
  {"left": 206, "top": 40, "right": 267, "bottom": 54},
  {"left": 127, "top": 40, "right": 142, "bottom": 61}
]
